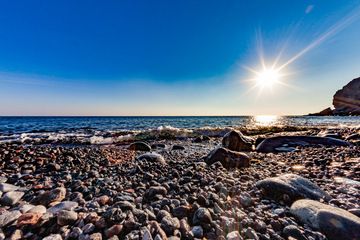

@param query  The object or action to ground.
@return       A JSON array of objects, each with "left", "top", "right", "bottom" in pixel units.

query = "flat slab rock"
[
  {"left": 291, "top": 199, "right": 360, "bottom": 240},
  {"left": 256, "top": 135, "right": 350, "bottom": 153},
  {"left": 204, "top": 147, "right": 250, "bottom": 169},
  {"left": 255, "top": 174, "right": 331, "bottom": 203}
]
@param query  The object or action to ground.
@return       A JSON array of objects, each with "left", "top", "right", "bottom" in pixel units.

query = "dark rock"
[
  {"left": 256, "top": 174, "right": 331, "bottom": 203},
  {"left": 282, "top": 225, "right": 307, "bottom": 240},
  {"left": 192, "top": 207, "right": 212, "bottom": 226},
  {"left": 309, "top": 107, "right": 333, "bottom": 116},
  {"left": 256, "top": 135, "right": 350, "bottom": 153},
  {"left": 144, "top": 186, "right": 167, "bottom": 201},
  {"left": 222, "top": 130, "right": 253, "bottom": 151},
  {"left": 171, "top": 145, "right": 185, "bottom": 150},
  {"left": 128, "top": 142, "right": 151, "bottom": 151},
  {"left": 204, "top": 147, "right": 250, "bottom": 169},
  {"left": 290, "top": 199, "right": 360, "bottom": 240},
  {"left": 57, "top": 210, "right": 78, "bottom": 226},
  {"left": 161, "top": 216, "right": 180, "bottom": 235},
  {"left": 333, "top": 77, "right": 360, "bottom": 115}
]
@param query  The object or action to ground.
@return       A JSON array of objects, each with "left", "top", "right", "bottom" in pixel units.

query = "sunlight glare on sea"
[{"left": 253, "top": 115, "right": 280, "bottom": 126}]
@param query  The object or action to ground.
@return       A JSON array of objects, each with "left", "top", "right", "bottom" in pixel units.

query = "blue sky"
[{"left": 0, "top": 0, "right": 360, "bottom": 115}]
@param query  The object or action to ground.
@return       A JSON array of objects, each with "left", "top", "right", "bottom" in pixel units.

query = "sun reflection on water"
[{"left": 254, "top": 115, "right": 280, "bottom": 126}]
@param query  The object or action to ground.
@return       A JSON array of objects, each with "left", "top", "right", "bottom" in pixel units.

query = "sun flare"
[{"left": 254, "top": 68, "right": 281, "bottom": 88}]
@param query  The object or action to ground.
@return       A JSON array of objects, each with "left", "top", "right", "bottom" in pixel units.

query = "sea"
[{"left": 0, "top": 116, "right": 359, "bottom": 145}]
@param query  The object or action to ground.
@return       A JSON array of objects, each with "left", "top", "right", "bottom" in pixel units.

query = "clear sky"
[{"left": 0, "top": 0, "right": 360, "bottom": 116}]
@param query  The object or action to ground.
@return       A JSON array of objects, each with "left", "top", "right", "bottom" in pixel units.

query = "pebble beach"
[{"left": 0, "top": 124, "right": 359, "bottom": 240}]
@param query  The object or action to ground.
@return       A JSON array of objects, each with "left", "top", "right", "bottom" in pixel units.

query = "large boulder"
[
  {"left": 128, "top": 141, "right": 151, "bottom": 151},
  {"left": 255, "top": 174, "right": 331, "bottom": 203},
  {"left": 222, "top": 130, "right": 253, "bottom": 151},
  {"left": 333, "top": 77, "right": 360, "bottom": 115},
  {"left": 204, "top": 147, "right": 250, "bottom": 169},
  {"left": 290, "top": 199, "right": 360, "bottom": 240},
  {"left": 256, "top": 135, "right": 350, "bottom": 153}
]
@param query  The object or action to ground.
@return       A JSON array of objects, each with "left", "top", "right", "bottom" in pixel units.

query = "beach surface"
[{"left": 0, "top": 119, "right": 359, "bottom": 240}]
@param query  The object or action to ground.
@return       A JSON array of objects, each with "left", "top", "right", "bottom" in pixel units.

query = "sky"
[{"left": 0, "top": 0, "right": 360, "bottom": 116}]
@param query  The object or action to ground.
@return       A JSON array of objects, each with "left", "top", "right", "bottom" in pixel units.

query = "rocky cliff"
[
  {"left": 332, "top": 77, "right": 360, "bottom": 115},
  {"left": 310, "top": 77, "right": 360, "bottom": 116}
]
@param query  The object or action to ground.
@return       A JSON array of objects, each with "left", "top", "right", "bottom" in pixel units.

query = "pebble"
[
  {"left": 57, "top": 210, "right": 78, "bottom": 226},
  {"left": 0, "top": 191, "right": 24, "bottom": 206}
]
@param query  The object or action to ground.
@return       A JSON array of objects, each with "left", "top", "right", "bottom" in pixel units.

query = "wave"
[{"left": 0, "top": 124, "right": 358, "bottom": 145}]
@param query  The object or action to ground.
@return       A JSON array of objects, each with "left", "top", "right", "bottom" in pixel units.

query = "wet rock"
[
  {"left": 256, "top": 174, "right": 331, "bottom": 203},
  {"left": 138, "top": 153, "right": 166, "bottom": 165},
  {"left": 204, "top": 147, "right": 250, "bottom": 169},
  {"left": 129, "top": 142, "right": 151, "bottom": 151},
  {"left": 222, "top": 130, "right": 253, "bottom": 151},
  {"left": 57, "top": 210, "right": 78, "bottom": 226},
  {"left": 256, "top": 135, "right": 350, "bottom": 153},
  {"left": 244, "top": 227, "right": 259, "bottom": 240},
  {"left": 0, "top": 191, "right": 24, "bottom": 206},
  {"left": 290, "top": 199, "right": 360, "bottom": 240},
  {"left": 0, "top": 210, "right": 21, "bottom": 227}
]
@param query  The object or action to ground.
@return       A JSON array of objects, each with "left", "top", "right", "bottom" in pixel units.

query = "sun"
[{"left": 254, "top": 68, "right": 281, "bottom": 88}]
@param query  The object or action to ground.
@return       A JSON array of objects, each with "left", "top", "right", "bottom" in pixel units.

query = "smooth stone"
[
  {"left": 191, "top": 226, "right": 203, "bottom": 238},
  {"left": 256, "top": 135, "right": 350, "bottom": 153},
  {"left": 204, "top": 147, "right": 250, "bottom": 169},
  {"left": 47, "top": 201, "right": 79, "bottom": 214},
  {"left": 0, "top": 210, "right": 22, "bottom": 227},
  {"left": 0, "top": 191, "right": 24, "bottom": 206},
  {"left": 0, "top": 183, "right": 19, "bottom": 192},
  {"left": 290, "top": 199, "right": 360, "bottom": 240},
  {"left": 144, "top": 186, "right": 167, "bottom": 200},
  {"left": 28, "top": 205, "right": 47, "bottom": 214},
  {"left": 193, "top": 207, "right": 212, "bottom": 226},
  {"left": 222, "top": 130, "right": 253, "bottom": 151},
  {"left": 226, "top": 231, "right": 243, "bottom": 240},
  {"left": 128, "top": 142, "right": 151, "bottom": 151},
  {"left": 19, "top": 204, "right": 35, "bottom": 213},
  {"left": 282, "top": 225, "right": 307, "bottom": 240},
  {"left": 256, "top": 174, "right": 331, "bottom": 203},
  {"left": 138, "top": 153, "right": 166, "bottom": 165},
  {"left": 161, "top": 216, "right": 180, "bottom": 235},
  {"left": 57, "top": 210, "right": 78, "bottom": 226},
  {"left": 43, "top": 234, "right": 63, "bottom": 240}
]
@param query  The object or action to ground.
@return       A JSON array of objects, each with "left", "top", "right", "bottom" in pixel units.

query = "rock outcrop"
[
  {"left": 333, "top": 77, "right": 360, "bottom": 115},
  {"left": 310, "top": 77, "right": 360, "bottom": 116}
]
